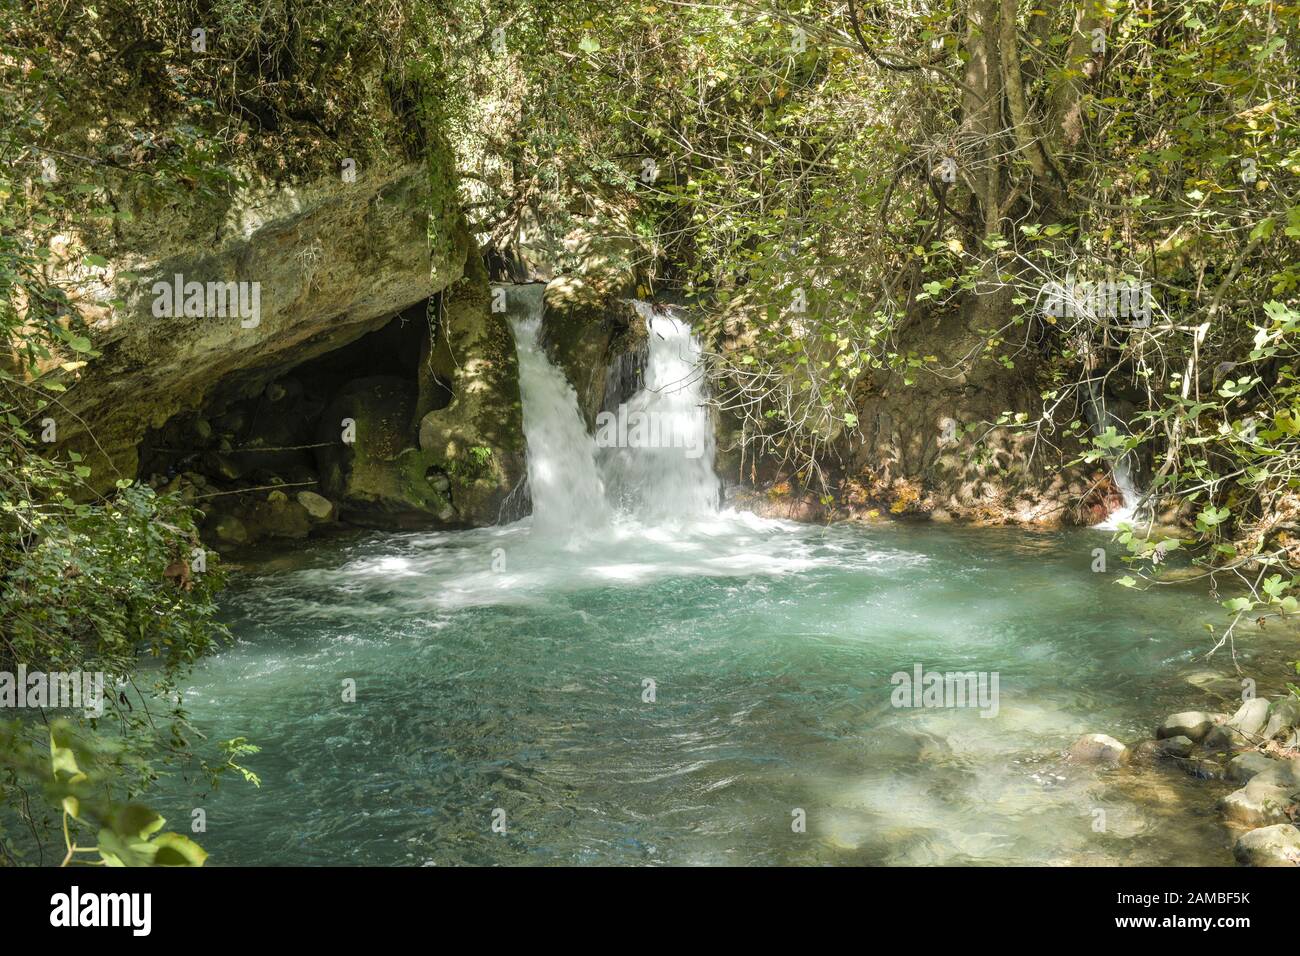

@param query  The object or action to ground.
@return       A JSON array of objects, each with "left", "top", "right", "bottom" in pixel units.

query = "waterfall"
[
  {"left": 507, "top": 292, "right": 720, "bottom": 531},
  {"left": 597, "top": 301, "right": 721, "bottom": 519},
  {"left": 507, "top": 285, "right": 611, "bottom": 535},
  {"left": 1084, "top": 380, "right": 1144, "bottom": 530}
]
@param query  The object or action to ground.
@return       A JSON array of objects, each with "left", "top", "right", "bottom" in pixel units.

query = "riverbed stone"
[
  {"left": 1173, "top": 755, "right": 1224, "bottom": 780},
  {"left": 1205, "top": 698, "right": 1271, "bottom": 750},
  {"left": 1233, "top": 824, "right": 1300, "bottom": 867},
  {"left": 1156, "top": 735, "right": 1194, "bottom": 758},
  {"left": 1157, "top": 711, "right": 1218, "bottom": 742},
  {"left": 1069, "top": 733, "right": 1129, "bottom": 765},
  {"left": 1228, "top": 751, "right": 1277, "bottom": 784},
  {"left": 1219, "top": 762, "right": 1300, "bottom": 828},
  {"left": 1264, "top": 697, "right": 1300, "bottom": 742},
  {"left": 1229, "top": 697, "right": 1271, "bottom": 736},
  {"left": 1219, "top": 782, "right": 1292, "bottom": 827},
  {"left": 1204, "top": 724, "right": 1250, "bottom": 751}
]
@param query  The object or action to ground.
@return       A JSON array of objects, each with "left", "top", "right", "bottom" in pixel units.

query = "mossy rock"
[{"left": 316, "top": 375, "right": 455, "bottom": 526}]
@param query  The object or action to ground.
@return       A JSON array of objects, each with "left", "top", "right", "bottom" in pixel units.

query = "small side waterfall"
[
  {"left": 1085, "top": 380, "right": 1144, "bottom": 530},
  {"left": 597, "top": 301, "right": 721, "bottom": 519},
  {"left": 508, "top": 285, "right": 610, "bottom": 535}
]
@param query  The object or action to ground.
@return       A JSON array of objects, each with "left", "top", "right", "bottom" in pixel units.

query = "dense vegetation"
[{"left": 2, "top": 0, "right": 1298, "bottom": 864}]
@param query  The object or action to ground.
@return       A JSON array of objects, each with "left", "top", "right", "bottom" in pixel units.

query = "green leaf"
[
  {"left": 149, "top": 832, "right": 208, "bottom": 867},
  {"left": 112, "top": 804, "right": 166, "bottom": 842}
]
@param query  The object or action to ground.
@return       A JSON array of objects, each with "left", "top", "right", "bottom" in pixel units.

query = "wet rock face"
[
  {"left": 315, "top": 375, "right": 467, "bottom": 528},
  {"left": 413, "top": 251, "right": 526, "bottom": 525},
  {"left": 540, "top": 293, "right": 646, "bottom": 431}
]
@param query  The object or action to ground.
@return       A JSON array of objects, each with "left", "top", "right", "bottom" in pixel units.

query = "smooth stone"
[
  {"left": 1173, "top": 755, "right": 1223, "bottom": 780},
  {"left": 1264, "top": 697, "right": 1300, "bottom": 741},
  {"left": 1157, "top": 711, "right": 1217, "bottom": 742},
  {"left": 1233, "top": 824, "right": 1300, "bottom": 867},
  {"left": 267, "top": 490, "right": 289, "bottom": 505},
  {"left": 1219, "top": 773, "right": 1298, "bottom": 827},
  {"left": 1157, "top": 735, "right": 1194, "bottom": 758},
  {"left": 1228, "top": 751, "right": 1277, "bottom": 784},
  {"left": 203, "top": 452, "right": 243, "bottom": 481},
  {"left": 1226, "top": 697, "right": 1271, "bottom": 737},
  {"left": 1253, "top": 758, "right": 1300, "bottom": 789},
  {"left": 211, "top": 514, "right": 247, "bottom": 545},
  {"left": 1069, "top": 733, "right": 1129, "bottom": 765},
  {"left": 296, "top": 490, "right": 335, "bottom": 521},
  {"left": 1204, "top": 724, "right": 1251, "bottom": 752}
]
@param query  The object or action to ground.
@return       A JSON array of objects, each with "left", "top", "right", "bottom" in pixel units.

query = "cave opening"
[{"left": 137, "top": 297, "right": 452, "bottom": 548}]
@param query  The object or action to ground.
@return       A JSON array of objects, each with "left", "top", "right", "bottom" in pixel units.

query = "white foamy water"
[
  {"left": 509, "top": 285, "right": 610, "bottom": 537},
  {"left": 1085, "top": 380, "right": 1145, "bottom": 530},
  {"left": 598, "top": 301, "right": 721, "bottom": 519}
]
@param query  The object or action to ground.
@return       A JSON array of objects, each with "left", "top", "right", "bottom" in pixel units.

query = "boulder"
[
  {"left": 1228, "top": 697, "right": 1271, "bottom": 736},
  {"left": 240, "top": 497, "right": 311, "bottom": 540},
  {"left": 1157, "top": 736, "right": 1194, "bottom": 759},
  {"left": 410, "top": 251, "right": 526, "bottom": 524},
  {"left": 1068, "top": 733, "right": 1129, "bottom": 766},
  {"left": 1264, "top": 697, "right": 1300, "bottom": 742},
  {"left": 1157, "top": 711, "right": 1218, "bottom": 742},
  {"left": 296, "top": 491, "right": 336, "bottom": 522},
  {"left": 1205, "top": 698, "right": 1271, "bottom": 750},
  {"left": 316, "top": 376, "right": 453, "bottom": 527},
  {"left": 202, "top": 452, "right": 244, "bottom": 482},
  {"left": 1227, "top": 751, "right": 1277, "bottom": 784},
  {"left": 539, "top": 288, "right": 645, "bottom": 430},
  {"left": 209, "top": 514, "right": 247, "bottom": 548},
  {"left": 1219, "top": 762, "right": 1300, "bottom": 828},
  {"left": 1233, "top": 824, "right": 1300, "bottom": 867}
]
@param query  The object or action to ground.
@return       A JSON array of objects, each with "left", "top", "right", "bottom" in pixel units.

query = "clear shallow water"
[{"left": 160, "top": 517, "right": 1295, "bottom": 866}]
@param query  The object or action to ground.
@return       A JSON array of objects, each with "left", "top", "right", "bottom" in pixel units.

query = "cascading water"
[
  {"left": 1084, "top": 379, "right": 1144, "bottom": 530},
  {"left": 507, "top": 285, "right": 610, "bottom": 536},
  {"left": 597, "top": 301, "right": 721, "bottom": 520}
]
